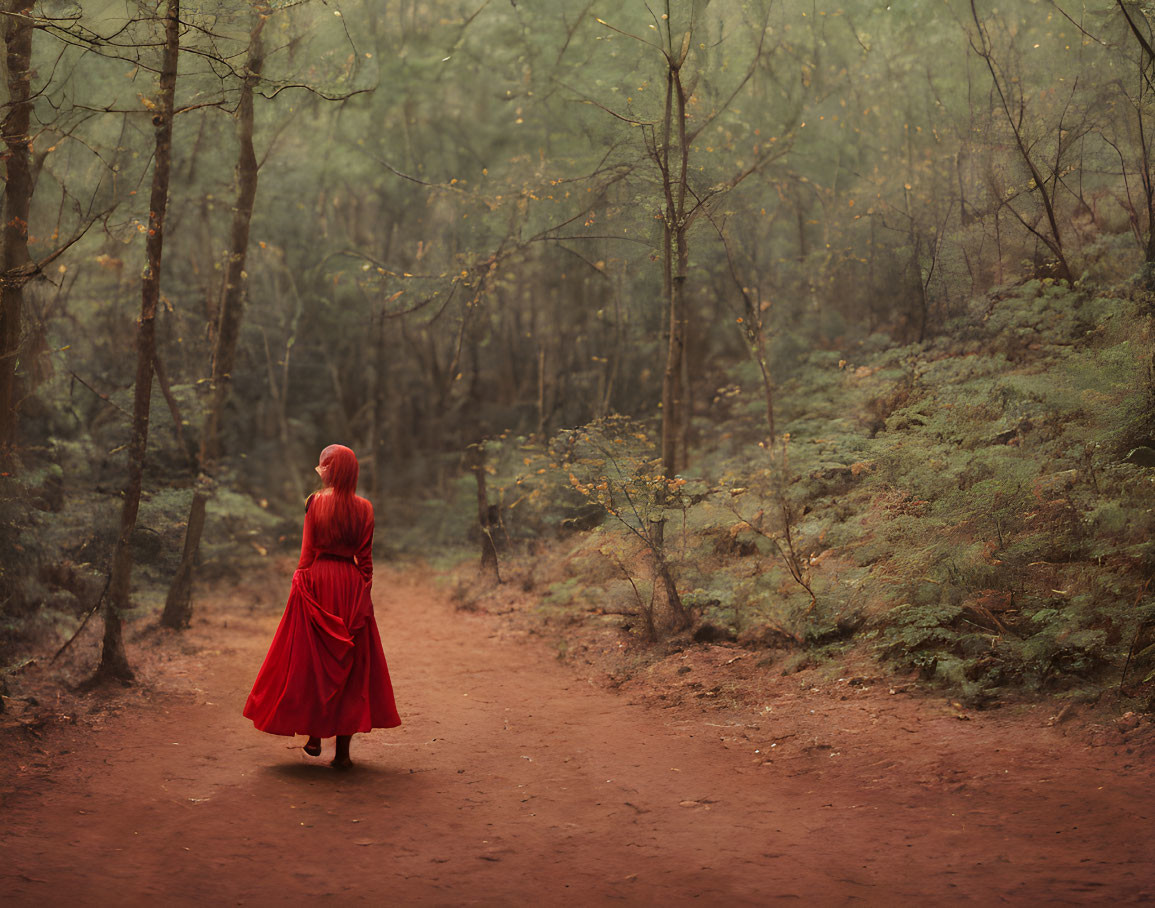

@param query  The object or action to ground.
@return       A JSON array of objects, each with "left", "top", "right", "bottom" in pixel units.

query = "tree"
[
  {"left": 581, "top": 1, "right": 786, "bottom": 477},
  {"left": 162, "top": 4, "right": 267, "bottom": 630},
  {"left": 97, "top": 0, "right": 180, "bottom": 682},
  {"left": 970, "top": 0, "right": 1077, "bottom": 284},
  {"left": 0, "top": 0, "right": 35, "bottom": 459},
  {"left": 1096, "top": 0, "right": 1155, "bottom": 280}
]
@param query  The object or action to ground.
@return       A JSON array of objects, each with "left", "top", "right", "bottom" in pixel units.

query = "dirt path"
[{"left": 2, "top": 566, "right": 1153, "bottom": 906}]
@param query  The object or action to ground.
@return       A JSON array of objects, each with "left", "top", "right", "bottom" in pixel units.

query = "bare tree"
[
  {"left": 970, "top": 0, "right": 1074, "bottom": 284},
  {"left": 162, "top": 5, "right": 268, "bottom": 629},
  {"left": 0, "top": 0, "right": 35, "bottom": 459},
  {"left": 96, "top": 0, "right": 180, "bottom": 682},
  {"left": 594, "top": 2, "right": 784, "bottom": 478},
  {"left": 1107, "top": 1, "right": 1155, "bottom": 279},
  {"left": 466, "top": 440, "right": 501, "bottom": 582}
]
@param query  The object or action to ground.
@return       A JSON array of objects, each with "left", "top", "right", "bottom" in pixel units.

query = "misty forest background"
[{"left": 2, "top": 0, "right": 1154, "bottom": 704}]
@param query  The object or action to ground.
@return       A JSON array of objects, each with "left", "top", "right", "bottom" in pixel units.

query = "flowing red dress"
[{"left": 243, "top": 495, "right": 401, "bottom": 737}]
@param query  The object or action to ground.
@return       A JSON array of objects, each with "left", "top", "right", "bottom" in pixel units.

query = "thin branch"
[
  {"left": 51, "top": 572, "right": 112, "bottom": 663},
  {"left": 258, "top": 82, "right": 371, "bottom": 102},
  {"left": 687, "top": 6, "right": 773, "bottom": 143},
  {"left": 1115, "top": 0, "right": 1153, "bottom": 58},
  {"left": 593, "top": 14, "right": 663, "bottom": 54},
  {"left": 67, "top": 371, "right": 130, "bottom": 417}
]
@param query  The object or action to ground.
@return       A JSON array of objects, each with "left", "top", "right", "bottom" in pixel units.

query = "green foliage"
[
  {"left": 877, "top": 590, "right": 1114, "bottom": 695},
  {"left": 678, "top": 279, "right": 1155, "bottom": 695},
  {"left": 550, "top": 417, "right": 694, "bottom": 540},
  {"left": 542, "top": 577, "right": 585, "bottom": 610},
  {"left": 474, "top": 434, "right": 583, "bottom": 541},
  {"left": 882, "top": 601, "right": 966, "bottom": 659},
  {"left": 476, "top": 276, "right": 1151, "bottom": 691},
  {"left": 683, "top": 580, "right": 740, "bottom": 635}
]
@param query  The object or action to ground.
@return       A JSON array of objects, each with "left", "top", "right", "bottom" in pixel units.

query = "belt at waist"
[{"left": 316, "top": 553, "right": 356, "bottom": 563}]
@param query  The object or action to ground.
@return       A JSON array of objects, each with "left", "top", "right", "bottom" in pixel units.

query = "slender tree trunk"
[
  {"left": 654, "top": 554, "right": 689, "bottom": 631},
  {"left": 0, "top": 0, "right": 35, "bottom": 459},
  {"left": 659, "top": 25, "right": 691, "bottom": 480},
  {"left": 370, "top": 306, "right": 387, "bottom": 498},
  {"left": 718, "top": 230, "right": 777, "bottom": 446},
  {"left": 599, "top": 270, "right": 625, "bottom": 417},
  {"left": 672, "top": 226, "right": 689, "bottom": 471},
  {"left": 536, "top": 341, "right": 547, "bottom": 438},
  {"left": 1116, "top": 0, "right": 1155, "bottom": 271},
  {"left": 971, "top": 2, "right": 1072, "bottom": 284},
  {"left": 467, "top": 442, "right": 500, "bottom": 581},
  {"left": 653, "top": 14, "right": 694, "bottom": 632},
  {"left": 276, "top": 280, "right": 305, "bottom": 502},
  {"left": 163, "top": 10, "right": 266, "bottom": 629},
  {"left": 1138, "top": 76, "right": 1155, "bottom": 273},
  {"left": 754, "top": 322, "right": 776, "bottom": 444},
  {"left": 369, "top": 227, "right": 395, "bottom": 499},
  {"left": 96, "top": 0, "right": 180, "bottom": 681},
  {"left": 152, "top": 349, "right": 191, "bottom": 460}
]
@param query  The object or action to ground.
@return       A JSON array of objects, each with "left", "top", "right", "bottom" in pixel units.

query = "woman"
[{"left": 243, "top": 444, "right": 401, "bottom": 768}]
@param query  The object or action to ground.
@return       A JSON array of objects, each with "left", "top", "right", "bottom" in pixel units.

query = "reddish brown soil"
[{"left": 2, "top": 564, "right": 1153, "bottom": 906}]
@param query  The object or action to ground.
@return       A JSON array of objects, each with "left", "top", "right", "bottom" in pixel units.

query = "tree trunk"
[
  {"left": 163, "top": 10, "right": 266, "bottom": 629},
  {"left": 654, "top": 551, "right": 690, "bottom": 632},
  {"left": 467, "top": 442, "right": 500, "bottom": 581},
  {"left": 96, "top": 0, "right": 180, "bottom": 681},
  {"left": 0, "top": 0, "right": 35, "bottom": 459},
  {"left": 660, "top": 265, "right": 685, "bottom": 478},
  {"left": 676, "top": 234, "right": 691, "bottom": 469},
  {"left": 719, "top": 233, "right": 777, "bottom": 447},
  {"left": 971, "top": 2, "right": 1073, "bottom": 285},
  {"left": 1141, "top": 95, "right": 1155, "bottom": 278},
  {"left": 370, "top": 306, "right": 387, "bottom": 498},
  {"left": 659, "top": 29, "right": 691, "bottom": 480},
  {"left": 653, "top": 15, "right": 696, "bottom": 635},
  {"left": 536, "top": 341, "right": 547, "bottom": 438},
  {"left": 1146, "top": 168, "right": 1155, "bottom": 265}
]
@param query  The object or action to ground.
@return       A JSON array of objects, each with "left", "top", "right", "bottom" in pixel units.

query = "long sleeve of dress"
[
  {"left": 355, "top": 501, "right": 374, "bottom": 586},
  {"left": 297, "top": 496, "right": 317, "bottom": 570}
]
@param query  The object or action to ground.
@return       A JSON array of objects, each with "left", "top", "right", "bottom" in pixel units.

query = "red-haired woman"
[{"left": 244, "top": 444, "right": 401, "bottom": 768}]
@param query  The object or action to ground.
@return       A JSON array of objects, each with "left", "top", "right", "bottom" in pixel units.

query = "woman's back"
[{"left": 300, "top": 492, "right": 374, "bottom": 582}]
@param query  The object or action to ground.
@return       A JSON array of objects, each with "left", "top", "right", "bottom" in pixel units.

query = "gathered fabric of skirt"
[{"left": 243, "top": 554, "right": 401, "bottom": 737}]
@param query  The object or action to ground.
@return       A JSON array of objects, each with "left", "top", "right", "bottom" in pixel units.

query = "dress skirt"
[{"left": 243, "top": 555, "right": 401, "bottom": 737}]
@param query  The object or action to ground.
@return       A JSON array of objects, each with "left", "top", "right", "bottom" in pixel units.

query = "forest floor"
[{"left": 1, "top": 560, "right": 1154, "bottom": 906}]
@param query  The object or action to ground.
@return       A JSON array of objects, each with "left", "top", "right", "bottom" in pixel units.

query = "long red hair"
[{"left": 308, "top": 444, "right": 363, "bottom": 547}]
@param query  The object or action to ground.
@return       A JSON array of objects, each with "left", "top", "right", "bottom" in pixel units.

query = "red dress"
[{"left": 243, "top": 495, "right": 401, "bottom": 737}]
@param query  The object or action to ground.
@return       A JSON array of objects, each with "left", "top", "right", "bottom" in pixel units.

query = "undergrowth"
[{"left": 479, "top": 280, "right": 1155, "bottom": 706}]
